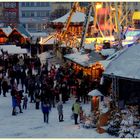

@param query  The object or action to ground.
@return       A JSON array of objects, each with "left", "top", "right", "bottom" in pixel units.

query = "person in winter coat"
[
  {"left": 41, "top": 100, "right": 51, "bottom": 123},
  {"left": 57, "top": 101, "right": 64, "bottom": 122},
  {"left": 23, "top": 95, "right": 28, "bottom": 110},
  {"left": 2, "top": 77, "right": 9, "bottom": 97},
  {"left": 11, "top": 87, "right": 18, "bottom": 115},
  {"left": 35, "top": 91, "right": 41, "bottom": 110},
  {"left": 72, "top": 99, "right": 80, "bottom": 125},
  {"left": 12, "top": 95, "right": 17, "bottom": 115},
  {"left": 0, "top": 71, "right": 3, "bottom": 95},
  {"left": 16, "top": 92, "right": 23, "bottom": 113}
]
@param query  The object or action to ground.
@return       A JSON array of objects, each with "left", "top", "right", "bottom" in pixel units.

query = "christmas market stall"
[
  {"left": 50, "top": 11, "right": 93, "bottom": 37},
  {"left": 0, "top": 26, "right": 12, "bottom": 45},
  {"left": 0, "top": 28, "right": 8, "bottom": 44},
  {"left": 64, "top": 50, "right": 111, "bottom": 80},
  {"left": 8, "top": 26, "right": 31, "bottom": 46},
  {"left": 101, "top": 43, "right": 140, "bottom": 137}
]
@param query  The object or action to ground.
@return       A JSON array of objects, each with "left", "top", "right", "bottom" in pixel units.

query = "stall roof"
[
  {"left": 1, "top": 26, "right": 12, "bottom": 36},
  {"left": 0, "top": 45, "right": 27, "bottom": 54},
  {"left": 84, "top": 42, "right": 95, "bottom": 50},
  {"left": 64, "top": 51, "right": 104, "bottom": 68},
  {"left": 99, "top": 60, "right": 112, "bottom": 69},
  {"left": 132, "top": 12, "right": 140, "bottom": 20},
  {"left": 52, "top": 11, "right": 93, "bottom": 23},
  {"left": 103, "top": 43, "right": 140, "bottom": 80},
  {"left": 17, "top": 24, "right": 31, "bottom": 38},
  {"left": 88, "top": 89, "right": 104, "bottom": 97},
  {"left": 100, "top": 49, "right": 116, "bottom": 57}
]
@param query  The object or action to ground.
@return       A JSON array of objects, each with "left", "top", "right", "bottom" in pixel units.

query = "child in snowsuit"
[{"left": 23, "top": 95, "right": 28, "bottom": 110}]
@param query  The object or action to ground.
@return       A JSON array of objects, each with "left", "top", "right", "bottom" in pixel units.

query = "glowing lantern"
[{"left": 96, "top": 3, "right": 102, "bottom": 9}]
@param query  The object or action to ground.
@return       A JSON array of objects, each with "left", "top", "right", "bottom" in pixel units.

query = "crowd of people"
[{"left": 0, "top": 52, "right": 99, "bottom": 124}]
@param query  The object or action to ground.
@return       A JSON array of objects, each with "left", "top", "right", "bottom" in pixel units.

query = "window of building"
[
  {"left": 22, "top": 12, "right": 25, "bottom": 17},
  {"left": 36, "top": 2, "right": 41, "bottom": 7},
  {"left": 22, "top": 11, "right": 35, "bottom": 17},
  {"left": 22, "top": 2, "right": 26, "bottom": 7},
  {"left": 4, "top": 2, "right": 16, "bottom": 8},
  {"left": 36, "top": 2, "right": 50, "bottom": 7},
  {"left": 25, "top": 2, "right": 29, "bottom": 7},
  {"left": 28, "top": 23, "right": 36, "bottom": 30},
  {"left": 37, "top": 11, "right": 49, "bottom": 17},
  {"left": 31, "top": 12, "right": 35, "bottom": 17}
]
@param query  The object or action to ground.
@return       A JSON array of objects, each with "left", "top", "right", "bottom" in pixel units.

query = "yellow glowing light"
[{"left": 96, "top": 3, "right": 102, "bottom": 9}]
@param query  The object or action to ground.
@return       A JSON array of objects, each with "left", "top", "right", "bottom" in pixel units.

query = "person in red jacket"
[{"left": 16, "top": 92, "right": 23, "bottom": 113}]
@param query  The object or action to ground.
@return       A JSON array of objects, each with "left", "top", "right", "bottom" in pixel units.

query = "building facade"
[
  {"left": 19, "top": 2, "right": 51, "bottom": 32},
  {"left": 2, "top": 2, "right": 19, "bottom": 28},
  {"left": 0, "top": 3, "right": 4, "bottom": 27}
]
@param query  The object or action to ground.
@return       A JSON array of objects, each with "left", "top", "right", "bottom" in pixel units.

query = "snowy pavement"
[{"left": 0, "top": 90, "right": 113, "bottom": 138}]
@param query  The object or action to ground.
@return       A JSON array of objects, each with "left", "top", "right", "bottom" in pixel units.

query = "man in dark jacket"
[{"left": 41, "top": 100, "right": 51, "bottom": 123}]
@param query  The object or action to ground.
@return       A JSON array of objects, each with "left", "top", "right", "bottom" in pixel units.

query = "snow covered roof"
[
  {"left": 100, "top": 48, "right": 116, "bottom": 57},
  {"left": 0, "top": 45, "right": 27, "bottom": 54},
  {"left": 103, "top": 43, "right": 140, "bottom": 80},
  {"left": 88, "top": 89, "right": 104, "bottom": 97},
  {"left": 84, "top": 42, "right": 95, "bottom": 50},
  {"left": 29, "top": 32, "right": 48, "bottom": 37},
  {"left": 1, "top": 26, "right": 12, "bottom": 36},
  {"left": 17, "top": 24, "right": 31, "bottom": 38},
  {"left": 64, "top": 51, "right": 104, "bottom": 68},
  {"left": 99, "top": 60, "right": 112, "bottom": 69},
  {"left": 52, "top": 11, "right": 93, "bottom": 23}
]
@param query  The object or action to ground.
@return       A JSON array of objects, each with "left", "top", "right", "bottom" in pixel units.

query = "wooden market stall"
[
  {"left": 50, "top": 11, "right": 94, "bottom": 38},
  {"left": 0, "top": 26, "right": 13, "bottom": 45},
  {"left": 64, "top": 51, "right": 107, "bottom": 80},
  {"left": 8, "top": 28, "right": 27, "bottom": 45},
  {"left": 103, "top": 43, "right": 140, "bottom": 107},
  {"left": 0, "top": 29, "right": 8, "bottom": 44}
]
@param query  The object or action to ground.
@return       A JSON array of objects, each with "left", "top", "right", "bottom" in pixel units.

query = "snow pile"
[{"left": 0, "top": 91, "right": 112, "bottom": 138}]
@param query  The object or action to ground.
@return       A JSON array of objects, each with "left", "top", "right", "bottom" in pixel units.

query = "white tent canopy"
[
  {"left": 52, "top": 11, "right": 93, "bottom": 23},
  {"left": 88, "top": 89, "right": 104, "bottom": 97},
  {"left": 104, "top": 43, "right": 140, "bottom": 80}
]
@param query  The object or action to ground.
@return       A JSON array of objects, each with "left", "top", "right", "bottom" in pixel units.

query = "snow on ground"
[
  {"left": 0, "top": 89, "right": 113, "bottom": 138},
  {"left": 0, "top": 51, "right": 113, "bottom": 138}
]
